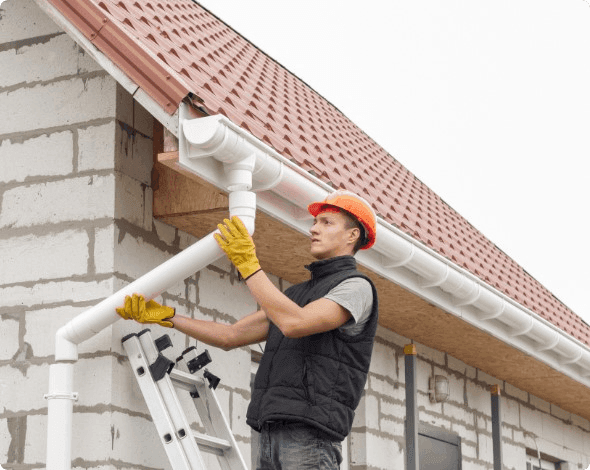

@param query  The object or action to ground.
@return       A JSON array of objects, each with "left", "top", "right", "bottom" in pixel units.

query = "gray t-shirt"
[{"left": 324, "top": 277, "right": 373, "bottom": 336}]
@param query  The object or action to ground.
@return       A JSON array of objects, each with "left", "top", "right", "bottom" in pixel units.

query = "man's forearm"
[
  {"left": 245, "top": 270, "right": 304, "bottom": 335},
  {"left": 171, "top": 315, "right": 236, "bottom": 351}
]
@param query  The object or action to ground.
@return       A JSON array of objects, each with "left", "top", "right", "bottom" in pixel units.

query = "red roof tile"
[{"left": 51, "top": 0, "right": 590, "bottom": 346}]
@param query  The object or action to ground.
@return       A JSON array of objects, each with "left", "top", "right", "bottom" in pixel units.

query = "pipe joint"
[
  {"left": 223, "top": 153, "right": 256, "bottom": 191},
  {"left": 229, "top": 191, "right": 256, "bottom": 234}
]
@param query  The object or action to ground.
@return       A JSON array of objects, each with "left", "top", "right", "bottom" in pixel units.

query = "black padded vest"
[{"left": 246, "top": 255, "right": 379, "bottom": 441}]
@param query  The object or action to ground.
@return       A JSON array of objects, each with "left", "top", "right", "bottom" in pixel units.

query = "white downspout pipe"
[{"left": 46, "top": 173, "right": 256, "bottom": 467}]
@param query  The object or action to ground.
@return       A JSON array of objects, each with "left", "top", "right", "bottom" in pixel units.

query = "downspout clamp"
[{"left": 46, "top": 142, "right": 257, "bottom": 470}]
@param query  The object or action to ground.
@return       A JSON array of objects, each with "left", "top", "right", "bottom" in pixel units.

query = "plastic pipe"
[{"left": 45, "top": 363, "right": 76, "bottom": 470}]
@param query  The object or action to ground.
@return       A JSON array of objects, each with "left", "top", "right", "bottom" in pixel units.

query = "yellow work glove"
[
  {"left": 214, "top": 216, "right": 261, "bottom": 280},
  {"left": 116, "top": 294, "right": 175, "bottom": 328}
]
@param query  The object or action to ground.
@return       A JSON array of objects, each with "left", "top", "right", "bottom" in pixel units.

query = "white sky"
[{"left": 196, "top": 0, "right": 590, "bottom": 323}]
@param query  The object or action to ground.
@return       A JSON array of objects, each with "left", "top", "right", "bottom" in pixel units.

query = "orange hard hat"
[{"left": 308, "top": 190, "right": 377, "bottom": 250}]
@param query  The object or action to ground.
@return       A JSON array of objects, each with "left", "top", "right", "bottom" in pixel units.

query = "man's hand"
[
  {"left": 116, "top": 294, "right": 175, "bottom": 328},
  {"left": 214, "top": 216, "right": 261, "bottom": 280}
]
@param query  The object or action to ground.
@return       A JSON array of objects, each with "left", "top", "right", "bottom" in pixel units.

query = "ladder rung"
[
  {"left": 193, "top": 431, "right": 232, "bottom": 452},
  {"left": 170, "top": 368, "right": 204, "bottom": 392}
]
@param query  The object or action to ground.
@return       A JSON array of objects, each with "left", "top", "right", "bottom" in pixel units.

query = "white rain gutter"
[
  {"left": 178, "top": 111, "right": 590, "bottom": 390},
  {"left": 45, "top": 153, "right": 257, "bottom": 468}
]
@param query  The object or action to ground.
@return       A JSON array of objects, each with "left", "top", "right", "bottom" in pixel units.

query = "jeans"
[{"left": 255, "top": 421, "right": 343, "bottom": 470}]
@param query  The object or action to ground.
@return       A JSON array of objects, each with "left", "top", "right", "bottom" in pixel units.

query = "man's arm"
[
  {"left": 213, "top": 216, "right": 352, "bottom": 338},
  {"left": 246, "top": 271, "right": 352, "bottom": 338},
  {"left": 171, "top": 309, "right": 270, "bottom": 351}
]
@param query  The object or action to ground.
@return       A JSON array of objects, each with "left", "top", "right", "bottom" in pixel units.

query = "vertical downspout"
[{"left": 45, "top": 189, "right": 256, "bottom": 468}]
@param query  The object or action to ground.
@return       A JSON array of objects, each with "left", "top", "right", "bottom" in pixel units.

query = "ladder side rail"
[
  {"left": 122, "top": 335, "right": 193, "bottom": 470},
  {"left": 137, "top": 331, "right": 207, "bottom": 470},
  {"left": 192, "top": 379, "right": 249, "bottom": 470}
]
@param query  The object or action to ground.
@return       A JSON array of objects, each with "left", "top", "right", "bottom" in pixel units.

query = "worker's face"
[{"left": 310, "top": 209, "right": 358, "bottom": 260}]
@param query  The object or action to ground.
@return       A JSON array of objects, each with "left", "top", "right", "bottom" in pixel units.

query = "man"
[{"left": 116, "top": 189, "right": 379, "bottom": 470}]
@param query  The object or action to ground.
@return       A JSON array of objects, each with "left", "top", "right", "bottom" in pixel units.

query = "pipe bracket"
[{"left": 44, "top": 391, "right": 79, "bottom": 401}]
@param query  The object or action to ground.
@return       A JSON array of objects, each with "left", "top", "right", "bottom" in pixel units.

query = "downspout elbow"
[{"left": 55, "top": 325, "right": 79, "bottom": 362}]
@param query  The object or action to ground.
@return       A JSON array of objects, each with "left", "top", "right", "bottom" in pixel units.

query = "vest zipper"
[{"left": 302, "top": 359, "right": 315, "bottom": 405}]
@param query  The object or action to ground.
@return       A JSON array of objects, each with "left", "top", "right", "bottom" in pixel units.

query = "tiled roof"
[{"left": 51, "top": 0, "right": 590, "bottom": 346}]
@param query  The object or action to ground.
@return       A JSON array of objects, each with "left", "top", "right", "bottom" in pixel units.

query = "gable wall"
[{"left": 0, "top": 1, "right": 589, "bottom": 470}]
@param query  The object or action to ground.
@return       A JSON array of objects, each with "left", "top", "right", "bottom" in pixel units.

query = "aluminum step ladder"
[{"left": 122, "top": 329, "right": 248, "bottom": 470}]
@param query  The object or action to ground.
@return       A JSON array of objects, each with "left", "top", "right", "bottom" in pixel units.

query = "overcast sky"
[{"left": 196, "top": 0, "right": 590, "bottom": 324}]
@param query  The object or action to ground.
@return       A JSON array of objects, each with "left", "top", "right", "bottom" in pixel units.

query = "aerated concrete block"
[
  {"left": 365, "top": 432, "right": 404, "bottom": 470},
  {"left": 24, "top": 305, "right": 111, "bottom": 358},
  {"left": 114, "top": 172, "right": 148, "bottom": 229},
  {"left": 232, "top": 390, "right": 252, "bottom": 439},
  {"left": 0, "top": 175, "right": 115, "bottom": 229},
  {"left": 0, "top": 230, "right": 89, "bottom": 285},
  {"left": 466, "top": 380, "right": 491, "bottom": 415},
  {"left": 0, "top": 33, "right": 100, "bottom": 89},
  {"left": 370, "top": 340, "right": 398, "bottom": 381},
  {"left": 529, "top": 394, "right": 551, "bottom": 413},
  {"left": 23, "top": 414, "right": 46, "bottom": 465},
  {"left": 0, "top": 75, "right": 116, "bottom": 135},
  {"left": 0, "top": 279, "right": 114, "bottom": 309},
  {"left": 0, "top": 131, "right": 73, "bottom": 184},
  {"left": 0, "top": 0, "right": 60, "bottom": 44},
  {"left": 114, "top": 228, "right": 173, "bottom": 280},
  {"left": 94, "top": 224, "right": 116, "bottom": 275},
  {"left": 541, "top": 412, "right": 566, "bottom": 447},
  {"left": 504, "top": 382, "right": 528, "bottom": 402},
  {"left": 0, "top": 418, "right": 9, "bottom": 462},
  {"left": 0, "top": 318, "right": 19, "bottom": 360},
  {"left": 380, "top": 416, "right": 404, "bottom": 437},
  {"left": 74, "top": 357, "right": 116, "bottom": 408},
  {"left": 115, "top": 119, "right": 154, "bottom": 187},
  {"left": 502, "top": 441, "right": 525, "bottom": 470},
  {"left": 364, "top": 394, "right": 379, "bottom": 430},
  {"left": 477, "top": 432, "right": 494, "bottom": 463},
  {"left": 520, "top": 404, "right": 543, "bottom": 436},
  {"left": 198, "top": 267, "right": 258, "bottom": 320},
  {"left": 501, "top": 396, "right": 520, "bottom": 427},
  {"left": 78, "top": 122, "right": 116, "bottom": 172},
  {"left": 110, "top": 412, "right": 169, "bottom": 468}
]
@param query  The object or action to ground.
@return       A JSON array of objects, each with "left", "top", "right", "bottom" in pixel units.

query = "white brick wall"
[
  {"left": 0, "top": 75, "right": 116, "bottom": 135},
  {"left": 0, "top": 175, "right": 115, "bottom": 228},
  {"left": 0, "top": 131, "right": 73, "bottom": 184},
  {"left": 0, "top": 230, "right": 90, "bottom": 284}
]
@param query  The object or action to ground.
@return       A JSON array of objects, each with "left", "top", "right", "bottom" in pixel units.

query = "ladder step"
[{"left": 193, "top": 431, "right": 232, "bottom": 453}]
